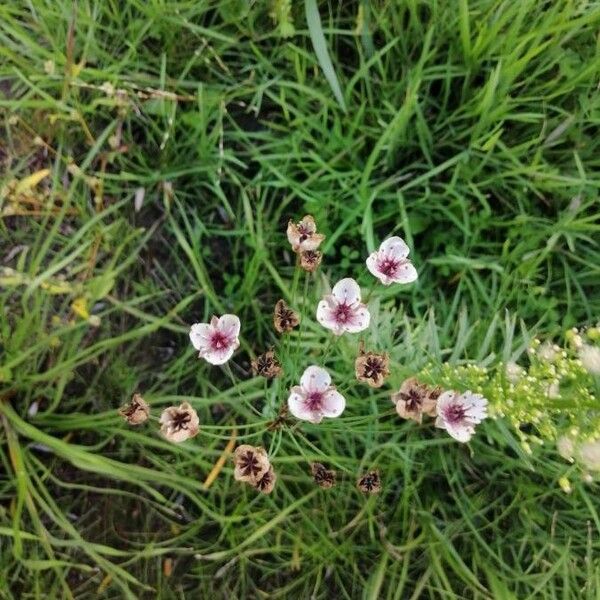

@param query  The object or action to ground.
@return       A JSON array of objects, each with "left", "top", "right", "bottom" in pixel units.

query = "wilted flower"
[
  {"left": 300, "top": 249, "right": 322, "bottom": 272},
  {"left": 288, "top": 365, "right": 345, "bottom": 423},
  {"left": 579, "top": 344, "right": 600, "bottom": 375},
  {"left": 316, "top": 278, "right": 370, "bottom": 335},
  {"left": 391, "top": 378, "right": 438, "bottom": 423},
  {"left": 251, "top": 349, "right": 283, "bottom": 379},
  {"left": 273, "top": 299, "right": 300, "bottom": 334},
  {"left": 357, "top": 470, "right": 381, "bottom": 494},
  {"left": 366, "top": 236, "right": 417, "bottom": 286},
  {"left": 159, "top": 402, "right": 199, "bottom": 442},
  {"left": 287, "top": 214, "right": 325, "bottom": 253},
  {"left": 435, "top": 390, "right": 488, "bottom": 443},
  {"left": 233, "top": 445, "right": 270, "bottom": 484},
  {"left": 355, "top": 342, "right": 390, "bottom": 388},
  {"left": 310, "top": 462, "right": 336, "bottom": 489},
  {"left": 254, "top": 465, "right": 277, "bottom": 494},
  {"left": 189, "top": 314, "right": 240, "bottom": 365},
  {"left": 119, "top": 393, "right": 150, "bottom": 425}
]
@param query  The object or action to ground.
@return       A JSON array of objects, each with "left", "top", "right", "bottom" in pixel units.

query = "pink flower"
[
  {"left": 189, "top": 314, "right": 240, "bottom": 365},
  {"left": 288, "top": 365, "right": 346, "bottom": 424},
  {"left": 316, "top": 278, "right": 370, "bottom": 335},
  {"left": 435, "top": 390, "right": 488, "bottom": 443},
  {"left": 366, "top": 236, "right": 418, "bottom": 285}
]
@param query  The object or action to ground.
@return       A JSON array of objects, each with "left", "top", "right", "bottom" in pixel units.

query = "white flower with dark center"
[
  {"left": 366, "top": 236, "right": 418, "bottom": 286},
  {"left": 288, "top": 365, "right": 345, "bottom": 424},
  {"left": 189, "top": 314, "right": 240, "bottom": 365},
  {"left": 316, "top": 278, "right": 370, "bottom": 335},
  {"left": 435, "top": 390, "right": 488, "bottom": 443}
]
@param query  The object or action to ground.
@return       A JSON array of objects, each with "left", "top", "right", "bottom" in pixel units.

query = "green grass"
[{"left": 1, "top": 0, "right": 600, "bottom": 597}]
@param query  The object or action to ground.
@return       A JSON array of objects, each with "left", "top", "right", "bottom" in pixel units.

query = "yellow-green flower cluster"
[{"left": 419, "top": 334, "right": 599, "bottom": 453}]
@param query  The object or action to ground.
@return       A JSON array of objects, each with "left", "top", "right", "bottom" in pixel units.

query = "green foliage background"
[{"left": 1, "top": 0, "right": 600, "bottom": 597}]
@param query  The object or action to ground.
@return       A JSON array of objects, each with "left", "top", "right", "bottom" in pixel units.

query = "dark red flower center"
[
  {"left": 443, "top": 404, "right": 466, "bottom": 424},
  {"left": 378, "top": 257, "right": 400, "bottom": 277},
  {"left": 364, "top": 357, "right": 384, "bottom": 379},
  {"left": 171, "top": 411, "right": 192, "bottom": 431},
  {"left": 210, "top": 330, "right": 230, "bottom": 351},
  {"left": 334, "top": 303, "right": 352, "bottom": 323},
  {"left": 400, "top": 389, "right": 424, "bottom": 412},
  {"left": 305, "top": 391, "right": 323, "bottom": 411}
]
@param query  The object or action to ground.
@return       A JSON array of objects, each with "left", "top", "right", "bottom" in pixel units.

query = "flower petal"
[
  {"left": 391, "top": 261, "right": 418, "bottom": 283},
  {"left": 331, "top": 278, "right": 361, "bottom": 305},
  {"left": 300, "top": 365, "right": 331, "bottom": 392},
  {"left": 435, "top": 391, "right": 456, "bottom": 414},
  {"left": 316, "top": 298, "right": 344, "bottom": 335},
  {"left": 379, "top": 236, "right": 410, "bottom": 259},
  {"left": 202, "top": 344, "right": 236, "bottom": 365},
  {"left": 342, "top": 305, "right": 371, "bottom": 333},
  {"left": 321, "top": 389, "right": 345, "bottom": 418},
  {"left": 217, "top": 314, "right": 241, "bottom": 338},
  {"left": 189, "top": 323, "right": 211, "bottom": 351},
  {"left": 288, "top": 389, "right": 322, "bottom": 423},
  {"left": 444, "top": 422, "right": 475, "bottom": 443}
]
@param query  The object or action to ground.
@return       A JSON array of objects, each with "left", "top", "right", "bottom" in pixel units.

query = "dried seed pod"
[
  {"left": 233, "top": 445, "right": 270, "bottom": 484},
  {"left": 287, "top": 214, "right": 325, "bottom": 253},
  {"left": 119, "top": 393, "right": 150, "bottom": 425},
  {"left": 310, "top": 462, "right": 336, "bottom": 489},
  {"left": 299, "top": 249, "right": 323, "bottom": 272},
  {"left": 357, "top": 470, "right": 381, "bottom": 494},
  {"left": 159, "top": 402, "right": 199, "bottom": 442},
  {"left": 273, "top": 299, "right": 300, "bottom": 334},
  {"left": 251, "top": 349, "right": 283, "bottom": 379},
  {"left": 391, "top": 378, "right": 438, "bottom": 423},
  {"left": 355, "top": 342, "right": 390, "bottom": 388},
  {"left": 253, "top": 465, "right": 277, "bottom": 494}
]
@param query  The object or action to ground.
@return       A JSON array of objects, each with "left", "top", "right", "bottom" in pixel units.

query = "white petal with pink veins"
[
  {"left": 203, "top": 344, "right": 236, "bottom": 365},
  {"left": 393, "top": 262, "right": 418, "bottom": 283},
  {"left": 316, "top": 298, "right": 344, "bottom": 335},
  {"left": 321, "top": 390, "right": 346, "bottom": 418},
  {"left": 288, "top": 388, "right": 321, "bottom": 422},
  {"left": 217, "top": 314, "right": 241, "bottom": 338},
  {"left": 379, "top": 236, "right": 410, "bottom": 259},
  {"left": 444, "top": 422, "right": 474, "bottom": 442},
  {"left": 189, "top": 323, "right": 211, "bottom": 351},
  {"left": 342, "top": 306, "right": 371, "bottom": 333},
  {"left": 331, "top": 278, "right": 362, "bottom": 305},
  {"left": 300, "top": 365, "right": 331, "bottom": 392}
]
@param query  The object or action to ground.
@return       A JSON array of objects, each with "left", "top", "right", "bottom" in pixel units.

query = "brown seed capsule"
[
  {"left": 119, "top": 393, "right": 150, "bottom": 425},
  {"left": 159, "top": 402, "right": 200, "bottom": 442},
  {"left": 287, "top": 214, "right": 325, "bottom": 253},
  {"left": 299, "top": 249, "right": 323, "bottom": 273},
  {"left": 233, "top": 445, "right": 270, "bottom": 484},
  {"left": 310, "top": 462, "right": 336, "bottom": 489},
  {"left": 355, "top": 342, "right": 390, "bottom": 388},
  {"left": 251, "top": 349, "right": 283, "bottom": 379},
  {"left": 273, "top": 299, "right": 300, "bottom": 334},
  {"left": 253, "top": 465, "right": 277, "bottom": 494},
  {"left": 391, "top": 378, "right": 438, "bottom": 423},
  {"left": 357, "top": 470, "right": 381, "bottom": 494}
]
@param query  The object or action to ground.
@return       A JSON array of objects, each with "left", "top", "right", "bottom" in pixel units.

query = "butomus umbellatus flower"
[
  {"left": 119, "top": 393, "right": 150, "bottom": 425},
  {"left": 355, "top": 342, "right": 390, "bottom": 388},
  {"left": 366, "top": 236, "right": 417, "bottom": 286},
  {"left": 159, "top": 402, "right": 199, "bottom": 443},
  {"left": 316, "top": 278, "right": 370, "bottom": 336},
  {"left": 435, "top": 390, "right": 488, "bottom": 443},
  {"left": 273, "top": 299, "right": 300, "bottom": 334},
  {"left": 287, "top": 214, "right": 325, "bottom": 253},
  {"left": 288, "top": 365, "right": 345, "bottom": 424},
  {"left": 189, "top": 314, "right": 240, "bottom": 365}
]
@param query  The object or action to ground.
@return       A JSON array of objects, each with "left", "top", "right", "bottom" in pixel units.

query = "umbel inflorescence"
[{"left": 119, "top": 215, "right": 600, "bottom": 494}]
